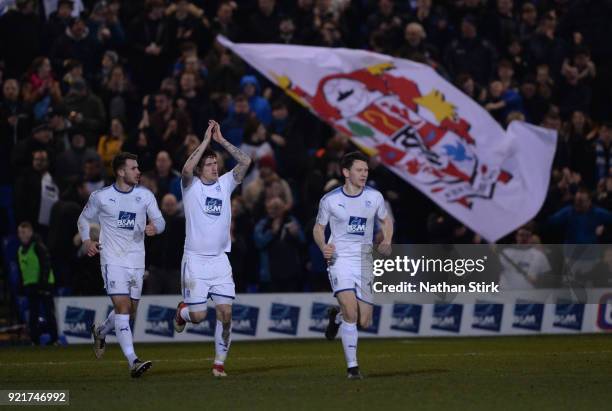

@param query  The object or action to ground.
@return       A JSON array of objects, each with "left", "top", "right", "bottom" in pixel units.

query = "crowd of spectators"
[{"left": 1, "top": 0, "right": 612, "bottom": 298}]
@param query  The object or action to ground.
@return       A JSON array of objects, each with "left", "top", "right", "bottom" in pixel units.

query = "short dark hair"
[
  {"left": 112, "top": 152, "right": 138, "bottom": 175},
  {"left": 18, "top": 221, "right": 33, "bottom": 231},
  {"left": 196, "top": 149, "right": 217, "bottom": 168},
  {"left": 576, "top": 186, "right": 592, "bottom": 198},
  {"left": 340, "top": 151, "right": 369, "bottom": 171},
  {"left": 234, "top": 94, "right": 248, "bottom": 104}
]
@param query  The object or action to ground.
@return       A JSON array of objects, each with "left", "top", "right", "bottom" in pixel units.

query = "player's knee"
[
  {"left": 114, "top": 301, "right": 131, "bottom": 315},
  {"left": 189, "top": 310, "right": 207, "bottom": 324},
  {"left": 359, "top": 316, "right": 372, "bottom": 329},
  {"left": 342, "top": 309, "right": 358, "bottom": 323},
  {"left": 216, "top": 305, "right": 232, "bottom": 323}
]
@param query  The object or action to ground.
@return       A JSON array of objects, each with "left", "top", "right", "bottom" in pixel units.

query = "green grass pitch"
[{"left": 1, "top": 335, "right": 611, "bottom": 410}]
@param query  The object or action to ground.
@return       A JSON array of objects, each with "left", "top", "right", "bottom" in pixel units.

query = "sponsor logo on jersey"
[
  {"left": 360, "top": 304, "right": 382, "bottom": 334},
  {"left": 597, "top": 293, "right": 612, "bottom": 330},
  {"left": 145, "top": 305, "right": 175, "bottom": 337},
  {"left": 391, "top": 303, "right": 422, "bottom": 333},
  {"left": 431, "top": 304, "right": 463, "bottom": 332},
  {"left": 204, "top": 197, "right": 223, "bottom": 216},
  {"left": 553, "top": 302, "right": 584, "bottom": 331},
  {"left": 472, "top": 303, "right": 503, "bottom": 332},
  {"left": 347, "top": 216, "right": 367, "bottom": 236},
  {"left": 63, "top": 306, "right": 96, "bottom": 339},
  {"left": 512, "top": 301, "right": 544, "bottom": 331},
  {"left": 268, "top": 303, "right": 300, "bottom": 335},
  {"left": 309, "top": 302, "right": 335, "bottom": 333},
  {"left": 187, "top": 306, "right": 216, "bottom": 337},
  {"left": 117, "top": 211, "right": 136, "bottom": 230},
  {"left": 232, "top": 304, "right": 259, "bottom": 336}
]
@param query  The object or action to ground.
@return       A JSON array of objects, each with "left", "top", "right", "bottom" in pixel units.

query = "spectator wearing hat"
[
  {"left": 236, "top": 74, "right": 271, "bottom": 126},
  {"left": 63, "top": 78, "right": 106, "bottom": 144}
]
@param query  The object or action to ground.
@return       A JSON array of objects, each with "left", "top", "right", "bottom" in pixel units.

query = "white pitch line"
[{"left": 1, "top": 350, "right": 611, "bottom": 367}]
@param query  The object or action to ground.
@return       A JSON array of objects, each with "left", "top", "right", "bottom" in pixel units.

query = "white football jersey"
[
  {"left": 79, "top": 184, "right": 162, "bottom": 268},
  {"left": 499, "top": 247, "right": 551, "bottom": 290},
  {"left": 182, "top": 172, "right": 238, "bottom": 257},
  {"left": 316, "top": 186, "right": 387, "bottom": 261}
]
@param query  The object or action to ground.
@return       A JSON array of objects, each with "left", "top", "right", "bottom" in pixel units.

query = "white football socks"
[
  {"left": 115, "top": 314, "right": 137, "bottom": 366},
  {"left": 214, "top": 320, "right": 231, "bottom": 365},
  {"left": 340, "top": 321, "right": 358, "bottom": 368},
  {"left": 180, "top": 307, "right": 191, "bottom": 322}
]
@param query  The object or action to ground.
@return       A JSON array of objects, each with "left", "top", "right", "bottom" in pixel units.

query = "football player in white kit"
[
  {"left": 173, "top": 120, "right": 251, "bottom": 377},
  {"left": 313, "top": 151, "right": 393, "bottom": 379},
  {"left": 78, "top": 152, "right": 166, "bottom": 378}
]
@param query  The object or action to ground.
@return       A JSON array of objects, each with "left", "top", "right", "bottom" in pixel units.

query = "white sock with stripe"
[
  {"left": 214, "top": 320, "right": 231, "bottom": 365},
  {"left": 340, "top": 321, "right": 358, "bottom": 368},
  {"left": 115, "top": 314, "right": 137, "bottom": 366}
]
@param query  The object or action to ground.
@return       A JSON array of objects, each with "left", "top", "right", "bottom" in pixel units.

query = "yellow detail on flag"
[
  {"left": 270, "top": 72, "right": 309, "bottom": 108},
  {"left": 366, "top": 62, "right": 394, "bottom": 75},
  {"left": 414, "top": 90, "right": 457, "bottom": 122}
]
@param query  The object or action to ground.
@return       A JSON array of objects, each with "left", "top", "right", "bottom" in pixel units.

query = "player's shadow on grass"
[
  {"left": 231, "top": 364, "right": 302, "bottom": 375},
  {"left": 367, "top": 369, "right": 449, "bottom": 379},
  {"left": 151, "top": 364, "right": 300, "bottom": 377}
]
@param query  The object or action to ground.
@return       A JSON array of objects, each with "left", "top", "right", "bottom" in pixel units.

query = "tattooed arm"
[
  {"left": 182, "top": 121, "right": 214, "bottom": 188},
  {"left": 211, "top": 121, "right": 252, "bottom": 184}
]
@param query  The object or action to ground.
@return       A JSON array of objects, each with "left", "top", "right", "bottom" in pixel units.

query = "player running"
[
  {"left": 313, "top": 151, "right": 393, "bottom": 379},
  {"left": 78, "top": 152, "right": 165, "bottom": 378},
  {"left": 173, "top": 120, "right": 251, "bottom": 377}
]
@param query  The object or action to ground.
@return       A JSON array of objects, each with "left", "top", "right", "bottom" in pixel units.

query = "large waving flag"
[{"left": 217, "top": 36, "right": 557, "bottom": 243}]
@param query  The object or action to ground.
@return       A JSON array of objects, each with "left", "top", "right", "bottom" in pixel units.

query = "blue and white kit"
[{"left": 316, "top": 186, "right": 387, "bottom": 304}]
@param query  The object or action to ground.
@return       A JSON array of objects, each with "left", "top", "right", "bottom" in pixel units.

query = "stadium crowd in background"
[{"left": 1, "top": 0, "right": 612, "bottom": 306}]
